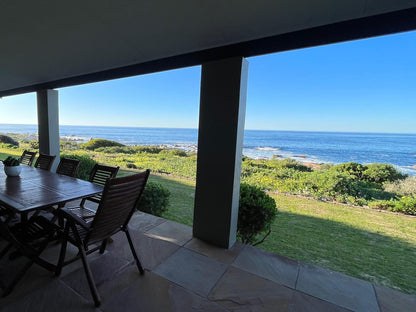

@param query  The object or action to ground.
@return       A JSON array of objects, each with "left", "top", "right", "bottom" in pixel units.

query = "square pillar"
[
  {"left": 193, "top": 57, "right": 249, "bottom": 248},
  {"left": 37, "top": 89, "right": 60, "bottom": 171}
]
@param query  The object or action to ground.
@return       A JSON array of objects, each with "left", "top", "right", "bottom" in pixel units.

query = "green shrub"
[
  {"left": 392, "top": 196, "right": 416, "bottom": 215},
  {"left": 95, "top": 146, "right": 133, "bottom": 154},
  {"left": 126, "top": 163, "right": 137, "bottom": 169},
  {"left": 160, "top": 149, "right": 188, "bottom": 157},
  {"left": 368, "top": 199, "right": 396, "bottom": 210},
  {"left": 279, "top": 158, "right": 312, "bottom": 172},
  {"left": 29, "top": 140, "right": 39, "bottom": 149},
  {"left": 134, "top": 146, "right": 163, "bottom": 154},
  {"left": 136, "top": 182, "right": 170, "bottom": 216},
  {"left": 81, "top": 139, "right": 124, "bottom": 151},
  {"left": 355, "top": 181, "right": 395, "bottom": 201},
  {"left": 60, "top": 154, "right": 97, "bottom": 180},
  {"left": 362, "top": 163, "right": 406, "bottom": 184},
  {"left": 237, "top": 183, "right": 277, "bottom": 245},
  {"left": 0, "top": 135, "right": 19, "bottom": 147},
  {"left": 331, "top": 162, "right": 366, "bottom": 180}
]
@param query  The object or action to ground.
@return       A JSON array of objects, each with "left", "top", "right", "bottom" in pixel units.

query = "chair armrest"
[{"left": 58, "top": 207, "right": 91, "bottom": 230}]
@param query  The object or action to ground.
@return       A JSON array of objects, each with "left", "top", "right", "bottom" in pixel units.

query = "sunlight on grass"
[{"left": 264, "top": 194, "right": 416, "bottom": 294}]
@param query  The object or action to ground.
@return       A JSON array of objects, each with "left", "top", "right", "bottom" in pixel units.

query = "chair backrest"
[
  {"left": 20, "top": 150, "right": 37, "bottom": 166},
  {"left": 34, "top": 154, "right": 56, "bottom": 171},
  {"left": 56, "top": 157, "right": 81, "bottom": 178},
  {"left": 86, "top": 164, "right": 120, "bottom": 203},
  {"left": 89, "top": 164, "right": 120, "bottom": 185},
  {"left": 85, "top": 170, "right": 150, "bottom": 245}
]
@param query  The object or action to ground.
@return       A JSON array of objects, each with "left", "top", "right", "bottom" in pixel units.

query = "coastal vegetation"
[{"left": 1, "top": 135, "right": 416, "bottom": 294}]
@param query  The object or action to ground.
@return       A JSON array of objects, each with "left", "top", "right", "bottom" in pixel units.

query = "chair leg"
[
  {"left": 55, "top": 223, "right": 69, "bottom": 277},
  {"left": 99, "top": 239, "right": 108, "bottom": 254},
  {"left": 72, "top": 225, "right": 101, "bottom": 307},
  {"left": 125, "top": 229, "right": 144, "bottom": 274},
  {"left": 78, "top": 243, "right": 101, "bottom": 307}
]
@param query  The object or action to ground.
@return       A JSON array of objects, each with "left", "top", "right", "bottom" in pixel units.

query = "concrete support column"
[
  {"left": 193, "top": 57, "right": 249, "bottom": 248},
  {"left": 37, "top": 89, "right": 60, "bottom": 171}
]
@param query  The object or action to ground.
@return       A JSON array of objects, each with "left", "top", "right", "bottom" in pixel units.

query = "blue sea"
[{"left": 1, "top": 124, "right": 415, "bottom": 175}]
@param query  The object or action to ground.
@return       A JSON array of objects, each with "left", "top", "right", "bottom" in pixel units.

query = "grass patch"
[
  {"left": 264, "top": 194, "right": 416, "bottom": 294},
  {"left": 119, "top": 170, "right": 195, "bottom": 226}
]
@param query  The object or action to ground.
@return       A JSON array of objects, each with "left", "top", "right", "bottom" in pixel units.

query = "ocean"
[{"left": 1, "top": 124, "right": 415, "bottom": 175}]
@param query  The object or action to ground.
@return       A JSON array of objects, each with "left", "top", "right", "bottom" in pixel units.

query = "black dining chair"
[
  {"left": 34, "top": 154, "right": 56, "bottom": 171},
  {"left": 68, "top": 164, "right": 119, "bottom": 219},
  {"left": 19, "top": 150, "right": 37, "bottom": 166},
  {"left": 56, "top": 157, "right": 81, "bottom": 178},
  {"left": 55, "top": 170, "right": 150, "bottom": 307}
]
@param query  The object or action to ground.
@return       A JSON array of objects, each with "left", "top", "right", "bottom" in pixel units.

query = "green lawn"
[
  {"left": 133, "top": 173, "right": 416, "bottom": 295},
  {"left": 265, "top": 194, "right": 416, "bottom": 294}
]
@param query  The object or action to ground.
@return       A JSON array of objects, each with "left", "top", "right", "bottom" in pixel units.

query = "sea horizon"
[
  {"left": 1, "top": 123, "right": 416, "bottom": 136},
  {"left": 1, "top": 123, "right": 415, "bottom": 176}
]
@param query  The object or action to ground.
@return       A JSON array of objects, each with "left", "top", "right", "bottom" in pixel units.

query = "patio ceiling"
[{"left": 1, "top": 1, "right": 416, "bottom": 97}]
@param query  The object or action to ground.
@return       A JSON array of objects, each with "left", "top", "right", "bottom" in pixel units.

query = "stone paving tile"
[
  {"left": 129, "top": 211, "right": 167, "bottom": 233},
  {"left": 296, "top": 263, "right": 379, "bottom": 312},
  {"left": 209, "top": 266, "right": 294, "bottom": 311},
  {"left": 102, "top": 269, "right": 228, "bottom": 312},
  {"left": 0, "top": 259, "right": 53, "bottom": 308},
  {"left": 0, "top": 279, "right": 99, "bottom": 312},
  {"left": 184, "top": 238, "right": 244, "bottom": 264},
  {"left": 105, "top": 229, "right": 180, "bottom": 270},
  {"left": 290, "top": 291, "right": 352, "bottom": 312},
  {"left": 232, "top": 245, "right": 299, "bottom": 288},
  {"left": 146, "top": 220, "right": 193, "bottom": 246},
  {"left": 153, "top": 248, "right": 228, "bottom": 297},
  {"left": 60, "top": 252, "right": 131, "bottom": 304},
  {"left": 374, "top": 285, "right": 416, "bottom": 312}
]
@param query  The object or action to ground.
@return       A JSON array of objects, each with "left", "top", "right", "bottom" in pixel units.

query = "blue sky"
[{"left": 1, "top": 30, "right": 415, "bottom": 133}]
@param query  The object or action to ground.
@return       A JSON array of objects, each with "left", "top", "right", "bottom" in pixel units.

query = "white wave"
[
  {"left": 255, "top": 146, "right": 280, "bottom": 151},
  {"left": 395, "top": 165, "right": 416, "bottom": 176}
]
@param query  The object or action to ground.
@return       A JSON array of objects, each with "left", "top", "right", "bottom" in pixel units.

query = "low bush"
[
  {"left": 29, "top": 140, "right": 39, "bottom": 149},
  {"left": 60, "top": 154, "right": 97, "bottom": 180},
  {"left": 392, "top": 196, "right": 416, "bottom": 215},
  {"left": 160, "top": 149, "right": 188, "bottom": 157},
  {"left": 95, "top": 146, "right": 133, "bottom": 154},
  {"left": 0, "top": 135, "right": 19, "bottom": 147},
  {"left": 384, "top": 176, "right": 416, "bottom": 197},
  {"left": 331, "top": 162, "right": 366, "bottom": 180},
  {"left": 81, "top": 139, "right": 124, "bottom": 151},
  {"left": 237, "top": 183, "right": 277, "bottom": 245},
  {"left": 136, "top": 182, "right": 170, "bottom": 216},
  {"left": 362, "top": 163, "right": 406, "bottom": 184},
  {"left": 368, "top": 199, "right": 396, "bottom": 210},
  {"left": 134, "top": 146, "right": 163, "bottom": 154}
]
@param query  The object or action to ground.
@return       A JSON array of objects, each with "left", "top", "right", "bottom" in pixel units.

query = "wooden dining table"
[{"left": 0, "top": 163, "right": 103, "bottom": 221}]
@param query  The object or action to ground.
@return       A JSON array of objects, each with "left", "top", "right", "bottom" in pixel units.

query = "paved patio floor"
[{"left": 0, "top": 211, "right": 415, "bottom": 311}]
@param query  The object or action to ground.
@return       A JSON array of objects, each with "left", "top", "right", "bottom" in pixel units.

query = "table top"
[{"left": 0, "top": 163, "right": 103, "bottom": 213}]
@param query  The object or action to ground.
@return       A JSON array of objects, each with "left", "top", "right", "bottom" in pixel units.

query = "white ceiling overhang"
[{"left": 1, "top": 1, "right": 416, "bottom": 97}]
